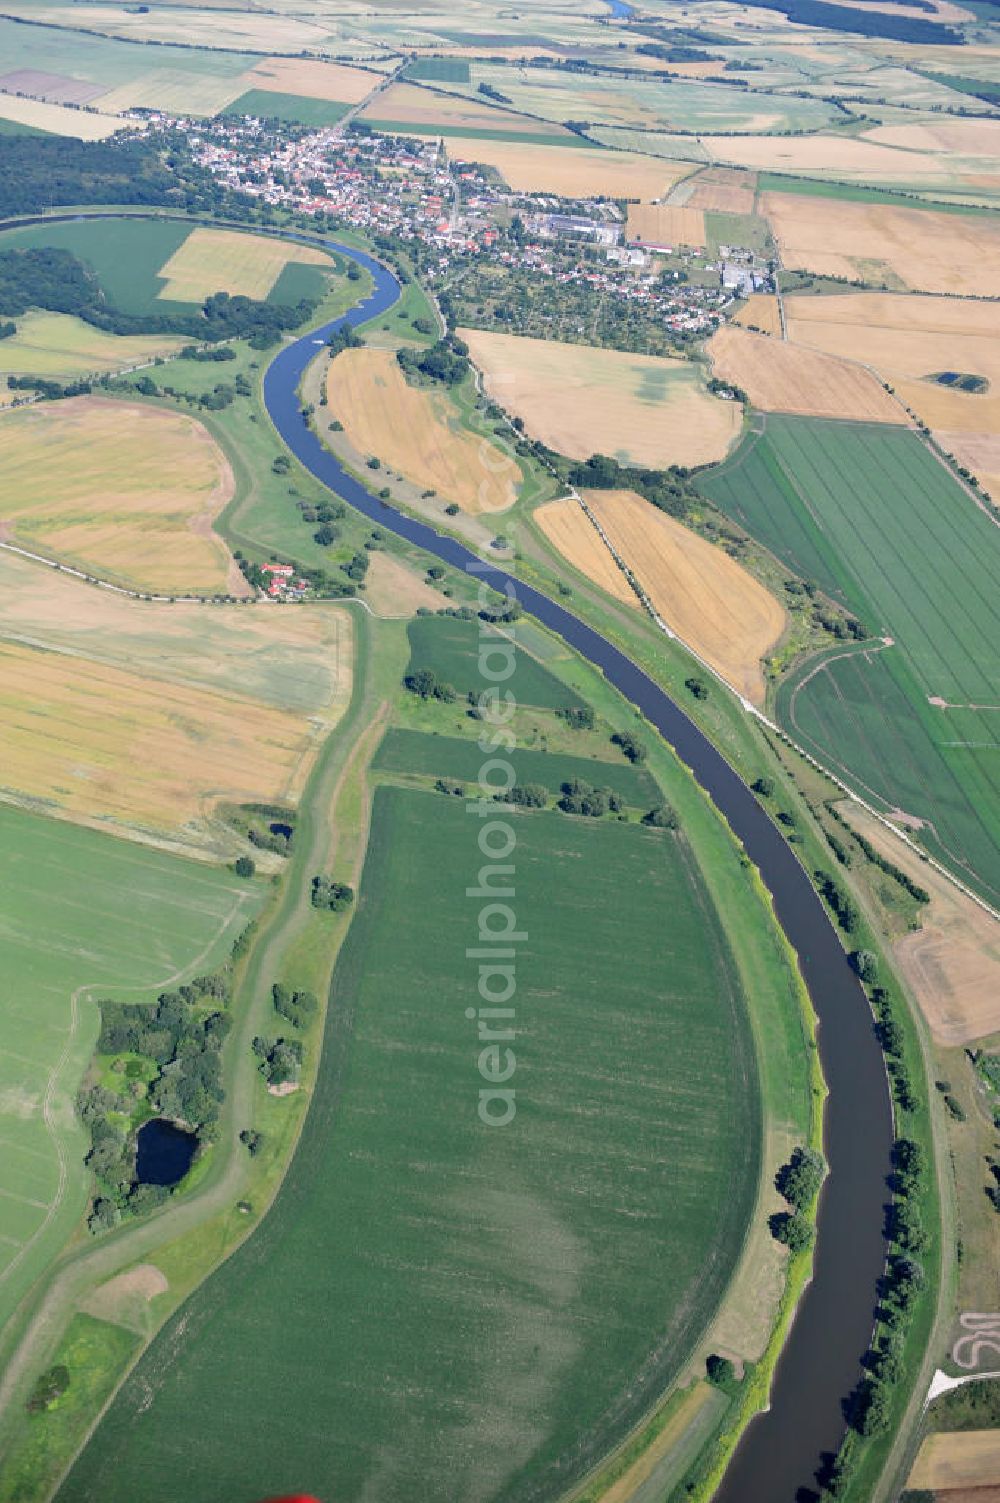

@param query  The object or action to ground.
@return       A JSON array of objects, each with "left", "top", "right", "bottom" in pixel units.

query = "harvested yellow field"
[
  {"left": 241, "top": 56, "right": 378, "bottom": 104},
  {"left": 533, "top": 498, "right": 638, "bottom": 609},
  {"left": 0, "top": 549, "right": 348, "bottom": 717},
  {"left": 784, "top": 292, "right": 1000, "bottom": 446},
  {"left": 362, "top": 82, "right": 572, "bottom": 138},
  {"left": 8, "top": 3, "right": 330, "bottom": 51},
  {"left": 734, "top": 294, "right": 782, "bottom": 337},
  {"left": 763, "top": 191, "right": 1000, "bottom": 295},
  {"left": 938, "top": 431, "right": 1000, "bottom": 498},
  {"left": 461, "top": 329, "right": 741, "bottom": 469},
  {"left": 583, "top": 489, "right": 786, "bottom": 705},
  {"left": 0, "top": 92, "right": 129, "bottom": 139},
  {"left": 447, "top": 140, "right": 687, "bottom": 198},
  {"left": 864, "top": 117, "right": 1000, "bottom": 156},
  {"left": 364, "top": 552, "right": 442, "bottom": 617},
  {"left": 712, "top": 135, "right": 953, "bottom": 186},
  {"left": 0, "top": 397, "right": 239, "bottom": 595},
  {"left": 909, "top": 1431, "right": 1000, "bottom": 1492},
  {"left": 843, "top": 805, "right": 1000, "bottom": 1043},
  {"left": 0, "top": 641, "right": 329, "bottom": 841},
  {"left": 627, "top": 202, "right": 706, "bottom": 249},
  {"left": 326, "top": 348, "right": 518, "bottom": 514},
  {"left": 0, "top": 312, "right": 186, "bottom": 380},
  {"left": 684, "top": 168, "right": 756, "bottom": 215},
  {"left": 157, "top": 226, "right": 329, "bottom": 302},
  {"left": 708, "top": 326, "right": 905, "bottom": 424}
]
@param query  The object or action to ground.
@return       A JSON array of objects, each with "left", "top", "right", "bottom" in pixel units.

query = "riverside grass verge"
[{"left": 0, "top": 608, "right": 403, "bottom": 1503}]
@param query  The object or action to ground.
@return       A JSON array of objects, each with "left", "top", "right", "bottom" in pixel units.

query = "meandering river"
[{"left": 263, "top": 241, "right": 895, "bottom": 1502}]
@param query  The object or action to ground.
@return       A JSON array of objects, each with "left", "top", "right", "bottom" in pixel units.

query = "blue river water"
[
  {"left": 263, "top": 241, "right": 895, "bottom": 1502},
  {"left": 2, "top": 210, "right": 895, "bottom": 1501}
]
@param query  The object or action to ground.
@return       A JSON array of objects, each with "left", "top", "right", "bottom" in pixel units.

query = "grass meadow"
[
  {"left": 373, "top": 726, "right": 661, "bottom": 805},
  {"left": 406, "top": 614, "right": 586, "bottom": 709},
  {"left": 700, "top": 415, "right": 1000, "bottom": 902},
  {"left": 0, "top": 804, "right": 260, "bottom": 1336},
  {"left": 58, "top": 780, "right": 760, "bottom": 1503}
]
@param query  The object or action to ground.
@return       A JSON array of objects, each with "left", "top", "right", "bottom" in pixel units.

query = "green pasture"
[
  {"left": 700, "top": 414, "right": 1000, "bottom": 901},
  {"left": 0, "top": 218, "right": 196, "bottom": 314},
  {"left": 0, "top": 804, "right": 261, "bottom": 1334},
  {"left": 406, "top": 614, "right": 586, "bottom": 709},
  {"left": 223, "top": 89, "right": 350, "bottom": 127},
  {"left": 60, "top": 780, "right": 760, "bottom": 1503},
  {"left": 0, "top": 1315, "right": 139, "bottom": 1503},
  {"left": 704, "top": 211, "right": 770, "bottom": 256},
  {"left": 373, "top": 727, "right": 661, "bottom": 804}
]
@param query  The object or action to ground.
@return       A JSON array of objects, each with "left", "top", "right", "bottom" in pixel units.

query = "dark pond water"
[
  {"left": 269, "top": 821, "right": 294, "bottom": 839},
  {"left": 135, "top": 1119, "right": 198, "bottom": 1187}
]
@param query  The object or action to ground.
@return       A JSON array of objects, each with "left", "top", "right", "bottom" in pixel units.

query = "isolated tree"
[
  {"left": 233, "top": 856, "right": 255, "bottom": 880},
  {"left": 642, "top": 804, "right": 678, "bottom": 830},
  {"left": 706, "top": 1354, "right": 735, "bottom": 1388},
  {"left": 775, "top": 1147, "right": 825, "bottom": 1211}
]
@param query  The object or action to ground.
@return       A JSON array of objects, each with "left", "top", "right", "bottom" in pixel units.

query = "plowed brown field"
[{"left": 708, "top": 326, "right": 904, "bottom": 424}]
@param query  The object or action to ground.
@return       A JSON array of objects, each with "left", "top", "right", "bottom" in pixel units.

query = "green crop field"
[
  {"left": 374, "top": 727, "right": 661, "bottom": 805},
  {"left": 0, "top": 218, "right": 196, "bottom": 314},
  {"left": 406, "top": 615, "right": 586, "bottom": 709},
  {"left": 700, "top": 414, "right": 1000, "bottom": 902},
  {"left": 0, "top": 805, "right": 261, "bottom": 1333},
  {"left": 266, "top": 259, "right": 330, "bottom": 306},
  {"left": 404, "top": 58, "right": 471, "bottom": 83},
  {"left": 223, "top": 89, "right": 351, "bottom": 126},
  {"left": 59, "top": 778, "right": 761, "bottom": 1503}
]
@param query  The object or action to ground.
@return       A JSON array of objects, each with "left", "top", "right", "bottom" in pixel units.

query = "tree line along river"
[
  {"left": 262, "top": 238, "right": 895, "bottom": 1503},
  {"left": 1, "top": 211, "right": 894, "bottom": 1500}
]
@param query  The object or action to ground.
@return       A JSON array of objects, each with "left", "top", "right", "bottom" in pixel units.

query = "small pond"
[
  {"left": 269, "top": 821, "right": 294, "bottom": 840},
  {"left": 135, "top": 1118, "right": 198, "bottom": 1187}
]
